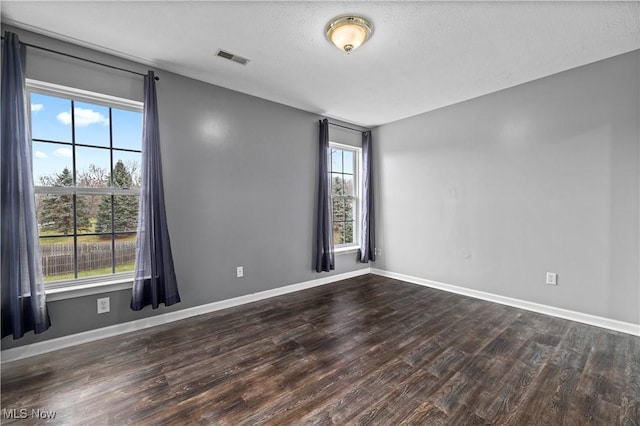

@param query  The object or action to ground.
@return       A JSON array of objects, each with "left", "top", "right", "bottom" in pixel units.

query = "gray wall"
[
  {"left": 374, "top": 50, "right": 640, "bottom": 325},
  {"left": 2, "top": 26, "right": 367, "bottom": 349},
  {"left": 3, "top": 24, "right": 637, "bottom": 352}
]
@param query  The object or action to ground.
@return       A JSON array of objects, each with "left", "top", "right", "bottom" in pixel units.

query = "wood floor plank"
[
  {"left": 403, "top": 402, "right": 449, "bottom": 425},
  {"left": 508, "top": 363, "right": 580, "bottom": 425},
  {"left": 569, "top": 390, "right": 624, "bottom": 425},
  {"left": 2, "top": 274, "right": 638, "bottom": 425},
  {"left": 351, "top": 386, "right": 423, "bottom": 426}
]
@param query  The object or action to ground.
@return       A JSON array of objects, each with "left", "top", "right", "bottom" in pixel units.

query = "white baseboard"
[
  {"left": 5, "top": 266, "right": 637, "bottom": 363},
  {"left": 371, "top": 268, "right": 640, "bottom": 337},
  {"left": 1, "top": 268, "right": 371, "bottom": 363}
]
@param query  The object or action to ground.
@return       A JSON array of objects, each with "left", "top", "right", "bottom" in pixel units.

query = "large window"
[
  {"left": 329, "top": 143, "right": 360, "bottom": 248},
  {"left": 28, "top": 81, "right": 143, "bottom": 284}
]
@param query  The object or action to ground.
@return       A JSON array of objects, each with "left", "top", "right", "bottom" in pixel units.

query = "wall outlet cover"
[
  {"left": 97, "top": 297, "right": 110, "bottom": 314},
  {"left": 546, "top": 272, "right": 557, "bottom": 286}
]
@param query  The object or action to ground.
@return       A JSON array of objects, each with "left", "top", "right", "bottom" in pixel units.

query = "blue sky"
[
  {"left": 30, "top": 93, "right": 142, "bottom": 184},
  {"left": 331, "top": 148, "right": 354, "bottom": 175}
]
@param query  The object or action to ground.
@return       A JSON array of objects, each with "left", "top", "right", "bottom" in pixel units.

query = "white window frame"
[
  {"left": 329, "top": 142, "right": 362, "bottom": 253},
  {"left": 27, "top": 79, "right": 143, "bottom": 299}
]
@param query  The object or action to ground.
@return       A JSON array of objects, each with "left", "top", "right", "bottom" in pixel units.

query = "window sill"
[
  {"left": 334, "top": 245, "right": 359, "bottom": 254},
  {"left": 46, "top": 277, "right": 133, "bottom": 302}
]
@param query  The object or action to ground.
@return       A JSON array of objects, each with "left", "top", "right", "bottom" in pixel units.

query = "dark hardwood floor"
[{"left": 2, "top": 274, "right": 639, "bottom": 425}]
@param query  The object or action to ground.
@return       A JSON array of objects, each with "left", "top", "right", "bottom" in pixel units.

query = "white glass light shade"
[{"left": 326, "top": 16, "right": 372, "bottom": 53}]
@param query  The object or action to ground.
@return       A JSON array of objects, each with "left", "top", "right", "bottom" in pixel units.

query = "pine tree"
[
  {"left": 95, "top": 161, "right": 139, "bottom": 234},
  {"left": 94, "top": 195, "right": 112, "bottom": 234},
  {"left": 38, "top": 167, "right": 90, "bottom": 234}
]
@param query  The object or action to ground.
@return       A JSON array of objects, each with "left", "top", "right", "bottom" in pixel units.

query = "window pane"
[
  {"left": 343, "top": 150, "right": 354, "bottom": 174},
  {"left": 331, "top": 174, "right": 343, "bottom": 196},
  {"left": 74, "top": 101, "right": 110, "bottom": 147},
  {"left": 112, "top": 108, "right": 142, "bottom": 151},
  {"left": 76, "top": 146, "right": 110, "bottom": 188},
  {"left": 93, "top": 195, "right": 113, "bottom": 233},
  {"left": 113, "top": 195, "right": 139, "bottom": 232},
  {"left": 343, "top": 175, "right": 355, "bottom": 197},
  {"left": 40, "top": 236, "right": 74, "bottom": 282},
  {"left": 75, "top": 195, "right": 94, "bottom": 234},
  {"left": 77, "top": 235, "right": 113, "bottom": 278},
  {"left": 115, "top": 233, "right": 136, "bottom": 273},
  {"left": 30, "top": 93, "right": 72, "bottom": 143},
  {"left": 32, "top": 141, "right": 73, "bottom": 186},
  {"left": 76, "top": 164, "right": 110, "bottom": 188},
  {"left": 331, "top": 149, "right": 342, "bottom": 173},
  {"left": 37, "top": 193, "right": 74, "bottom": 235},
  {"left": 74, "top": 195, "right": 102, "bottom": 234},
  {"left": 345, "top": 198, "right": 355, "bottom": 221},
  {"left": 112, "top": 151, "right": 141, "bottom": 189},
  {"left": 332, "top": 222, "right": 344, "bottom": 245},
  {"left": 332, "top": 198, "right": 345, "bottom": 222},
  {"left": 344, "top": 221, "right": 355, "bottom": 244}
]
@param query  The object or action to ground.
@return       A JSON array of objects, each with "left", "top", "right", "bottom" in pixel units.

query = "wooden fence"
[{"left": 41, "top": 241, "right": 136, "bottom": 278}]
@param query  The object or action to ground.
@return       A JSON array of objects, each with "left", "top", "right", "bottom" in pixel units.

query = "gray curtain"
[
  {"left": 1, "top": 31, "right": 51, "bottom": 338},
  {"left": 359, "top": 130, "right": 376, "bottom": 263},
  {"left": 315, "top": 119, "right": 334, "bottom": 272},
  {"left": 131, "top": 71, "right": 181, "bottom": 310}
]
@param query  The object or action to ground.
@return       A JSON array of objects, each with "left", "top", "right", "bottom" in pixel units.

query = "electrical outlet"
[
  {"left": 97, "top": 297, "right": 110, "bottom": 314},
  {"left": 546, "top": 272, "right": 557, "bottom": 286},
  {"left": 236, "top": 266, "right": 244, "bottom": 278},
  {"left": 375, "top": 248, "right": 382, "bottom": 256}
]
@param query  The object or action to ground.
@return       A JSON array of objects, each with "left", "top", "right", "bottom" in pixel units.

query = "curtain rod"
[
  {"left": 1, "top": 36, "right": 159, "bottom": 80},
  {"left": 328, "top": 122, "right": 369, "bottom": 133}
]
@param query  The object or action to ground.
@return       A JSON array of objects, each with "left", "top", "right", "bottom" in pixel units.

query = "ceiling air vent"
[{"left": 215, "top": 49, "right": 250, "bottom": 65}]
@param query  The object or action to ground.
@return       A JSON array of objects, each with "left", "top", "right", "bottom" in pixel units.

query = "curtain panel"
[
  {"left": 314, "top": 119, "right": 335, "bottom": 272},
  {"left": 359, "top": 130, "right": 375, "bottom": 263},
  {"left": 131, "top": 71, "right": 181, "bottom": 310},
  {"left": 1, "top": 31, "right": 51, "bottom": 339}
]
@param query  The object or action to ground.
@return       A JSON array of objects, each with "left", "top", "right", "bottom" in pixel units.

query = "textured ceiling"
[{"left": 2, "top": 1, "right": 639, "bottom": 127}]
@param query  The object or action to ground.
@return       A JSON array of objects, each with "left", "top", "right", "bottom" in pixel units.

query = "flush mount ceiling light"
[{"left": 326, "top": 15, "right": 373, "bottom": 54}]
